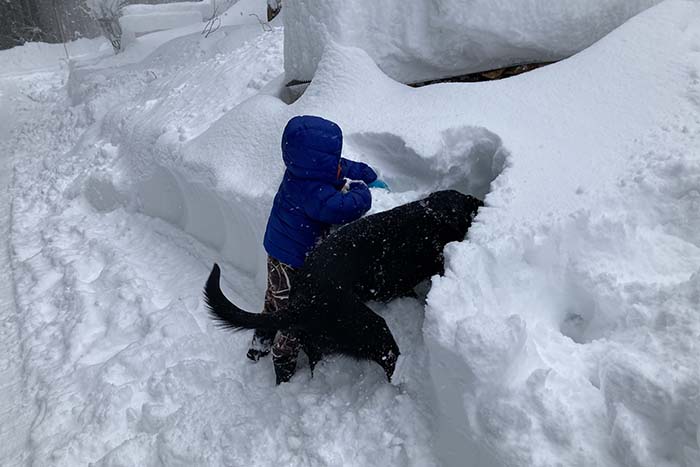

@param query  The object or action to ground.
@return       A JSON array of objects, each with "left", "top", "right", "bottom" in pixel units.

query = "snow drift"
[{"left": 283, "top": 0, "right": 662, "bottom": 83}]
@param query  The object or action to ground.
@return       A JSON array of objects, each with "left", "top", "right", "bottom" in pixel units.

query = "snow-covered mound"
[
  {"left": 284, "top": 0, "right": 662, "bottom": 83},
  {"left": 2, "top": 0, "right": 699, "bottom": 466},
  {"left": 120, "top": 11, "right": 205, "bottom": 40},
  {"left": 119, "top": 0, "right": 269, "bottom": 48},
  {"left": 0, "top": 38, "right": 107, "bottom": 77},
  {"left": 122, "top": 1, "right": 216, "bottom": 18}
]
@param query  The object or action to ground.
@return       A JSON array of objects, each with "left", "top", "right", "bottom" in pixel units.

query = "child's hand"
[
  {"left": 368, "top": 179, "right": 390, "bottom": 191},
  {"left": 341, "top": 178, "right": 366, "bottom": 194}
]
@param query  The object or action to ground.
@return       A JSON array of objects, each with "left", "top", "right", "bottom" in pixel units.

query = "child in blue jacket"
[{"left": 248, "top": 115, "right": 386, "bottom": 384}]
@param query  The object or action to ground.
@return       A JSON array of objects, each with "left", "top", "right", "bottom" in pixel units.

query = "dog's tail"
[{"left": 204, "top": 263, "right": 292, "bottom": 332}]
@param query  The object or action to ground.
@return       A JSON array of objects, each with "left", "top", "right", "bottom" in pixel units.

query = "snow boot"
[
  {"left": 272, "top": 331, "right": 300, "bottom": 384},
  {"left": 246, "top": 330, "right": 275, "bottom": 361},
  {"left": 246, "top": 256, "right": 295, "bottom": 362}
]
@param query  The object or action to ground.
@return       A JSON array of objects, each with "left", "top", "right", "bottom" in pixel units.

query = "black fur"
[{"left": 205, "top": 190, "right": 483, "bottom": 382}]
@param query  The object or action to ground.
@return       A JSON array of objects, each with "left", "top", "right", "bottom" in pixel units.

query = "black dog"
[{"left": 205, "top": 190, "right": 483, "bottom": 382}]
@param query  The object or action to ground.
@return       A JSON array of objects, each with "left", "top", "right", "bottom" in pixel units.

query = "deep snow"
[
  {"left": 283, "top": 0, "right": 662, "bottom": 83},
  {"left": 1, "top": 0, "right": 699, "bottom": 466}
]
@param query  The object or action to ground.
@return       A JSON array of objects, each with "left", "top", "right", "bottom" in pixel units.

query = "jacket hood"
[{"left": 282, "top": 115, "right": 342, "bottom": 181}]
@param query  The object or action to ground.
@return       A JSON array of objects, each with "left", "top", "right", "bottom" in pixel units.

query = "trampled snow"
[
  {"left": 283, "top": 0, "right": 662, "bottom": 83},
  {"left": 1, "top": 1, "right": 699, "bottom": 466}
]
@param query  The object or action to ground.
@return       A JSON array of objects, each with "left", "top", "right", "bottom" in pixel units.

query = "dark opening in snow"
[{"left": 346, "top": 127, "right": 507, "bottom": 201}]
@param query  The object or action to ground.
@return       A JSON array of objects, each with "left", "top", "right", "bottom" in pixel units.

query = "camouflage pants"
[{"left": 247, "top": 256, "right": 300, "bottom": 383}]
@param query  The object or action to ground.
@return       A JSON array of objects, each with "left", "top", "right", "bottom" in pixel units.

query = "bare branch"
[
  {"left": 202, "top": 0, "right": 235, "bottom": 38},
  {"left": 249, "top": 14, "right": 272, "bottom": 33}
]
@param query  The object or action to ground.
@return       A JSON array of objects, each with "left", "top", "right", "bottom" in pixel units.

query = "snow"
[
  {"left": 0, "top": 38, "right": 108, "bottom": 77},
  {"left": 0, "top": 75, "right": 31, "bottom": 466},
  {"left": 118, "top": 0, "right": 259, "bottom": 44},
  {"left": 122, "top": 1, "right": 216, "bottom": 19},
  {"left": 120, "top": 11, "right": 205, "bottom": 38},
  {"left": 1, "top": 0, "right": 699, "bottom": 466},
  {"left": 283, "top": 0, "right": 663, "bottom": 83}
]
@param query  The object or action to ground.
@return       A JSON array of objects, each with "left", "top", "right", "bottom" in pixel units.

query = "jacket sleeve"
[
  {"left": 340, "top": 158, "right": 378, "bottom": 184},
  {"left": 304, "top": 183, "right": 372, "bottom": 225}
]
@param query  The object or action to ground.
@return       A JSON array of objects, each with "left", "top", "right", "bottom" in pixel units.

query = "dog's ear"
[{"left": 423, "top": 191, "right": 482, "bottom": 241}]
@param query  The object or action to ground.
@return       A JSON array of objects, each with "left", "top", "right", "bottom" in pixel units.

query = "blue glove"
[
  {"left": 367, "top": 179, "right": 390, "bottom": 191},
  {"left": 347, "top": 180, "right": 367, "bottom": 191},
  {"left": 341, "top": 179, "right": 366, "bottom": 193}
]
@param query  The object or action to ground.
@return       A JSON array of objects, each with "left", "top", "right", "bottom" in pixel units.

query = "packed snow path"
[{"left": 0, "top": 76, "right": 31, "bottom": 467}]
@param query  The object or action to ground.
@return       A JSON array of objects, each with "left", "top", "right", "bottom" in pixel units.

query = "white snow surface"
[
  {"left": 120, "top": 11, "right": 205, "bottom": 38},
  {"left": 118, "top": 0, "right": 269, "bottom": 45},
  {"left": 122, "top": 1, "right": 216, "bottom": 18},
  {"left": 0, "top": 38, "right": 109, "bottom": 77},
  {"left": 1, "top": 1, "right": 699, "bottom": 466},
  {"left": 283, "top": 0, "right": 663, "bottom": 84}
]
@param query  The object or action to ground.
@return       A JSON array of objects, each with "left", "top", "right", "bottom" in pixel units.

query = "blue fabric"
[
  {"left": 264, "top": 116, "right": 376, "bottom": 268},
  {"left": 340, "top": 158, "right": 377, "bottom": 184},
  {"left": 368, "top": 179, "right": 390, "bottom": 190}
]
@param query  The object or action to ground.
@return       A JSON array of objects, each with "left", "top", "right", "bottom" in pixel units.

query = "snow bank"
[
  {"left": 120, "top": 11, "right": 205, "bottom": 38},
  {"left": 0, "top": 38, "right": 107, "bottom": 77},
  {"left": 122, "top": 1, "right": 215, "bottom": 19},
  {"left": 284, "top": 0, "right": 662, "bottom": 83},
  {"left": 88, "top": 24, "right": 285, "bottom": 282},
  {"left": 118, "top": 0, "right": 270, "bottom": 50}
]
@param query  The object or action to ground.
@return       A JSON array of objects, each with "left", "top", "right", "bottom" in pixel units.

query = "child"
[{"left": 248, "top": 115, "right": 386, "bottom": 384}]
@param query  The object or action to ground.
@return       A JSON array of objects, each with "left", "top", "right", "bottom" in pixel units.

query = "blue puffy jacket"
[{"left": 263, "top": 116, "right": 377, "bottom": 268}]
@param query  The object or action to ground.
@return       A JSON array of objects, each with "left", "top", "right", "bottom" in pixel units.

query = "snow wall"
[{"left": 283, "top": 0, "right": 662, "bottom": 84}]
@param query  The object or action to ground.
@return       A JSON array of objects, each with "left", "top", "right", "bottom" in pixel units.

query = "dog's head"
[{"left": 424, "top": 190, "right": 483, "bottom": 242}]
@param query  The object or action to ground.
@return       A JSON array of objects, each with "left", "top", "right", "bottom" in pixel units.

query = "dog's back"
[{"left": 298, "top": 190, "right": 482, "bottom": 302}]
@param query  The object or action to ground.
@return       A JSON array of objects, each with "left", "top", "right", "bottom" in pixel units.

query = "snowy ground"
[
  {"left": 1, "top": 1, "right": 699, "bottom": 466},
  {"left": 0, "top": 74, "right": 30, "bottom": 466}
]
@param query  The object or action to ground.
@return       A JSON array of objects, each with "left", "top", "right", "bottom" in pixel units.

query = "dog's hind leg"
[
  {"left": 333, "top": 295, "right": 401, "bottom": 381},
  {"left": 302, "top": 338, "right": 323, "bottom": 377}
]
